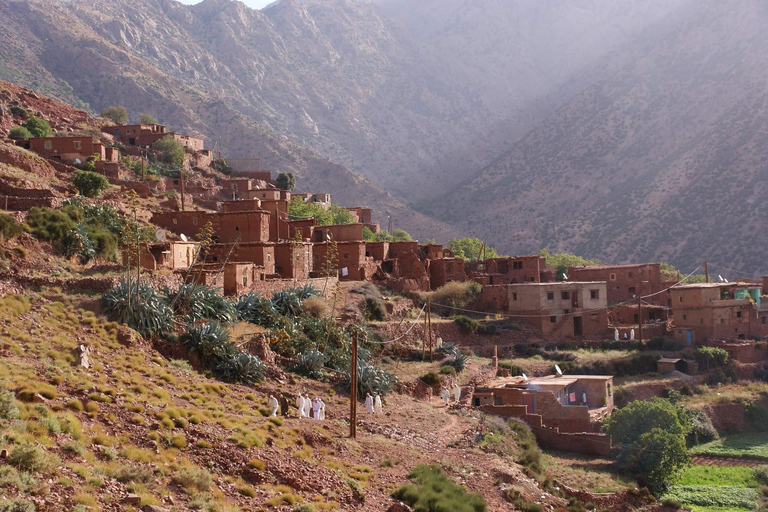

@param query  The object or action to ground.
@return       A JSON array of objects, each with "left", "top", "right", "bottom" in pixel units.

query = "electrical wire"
[{"left": 368, "top": 303, "right": 427, "bottom": 344}]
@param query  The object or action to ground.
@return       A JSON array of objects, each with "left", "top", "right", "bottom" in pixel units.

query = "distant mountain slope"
[
  {"left": 0, "top": 0, "right": 461, "bottom": 241},
  {"left": 0, "top": 0, "right": 689, "bottom": 204},
  {"left": 429, "top": 0, "right": 768, "bottom": 273}
]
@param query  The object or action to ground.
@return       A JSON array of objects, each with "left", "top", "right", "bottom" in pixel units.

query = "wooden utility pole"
[
  {"left": 422, "top": 300, "right": 428, "bottom": 361},
  {"left": 704, "top": 261, "right": 709, "bottom": 283},
  {"left": 427, "top": 298, "right": 433, "bottom": 362},
  {"left": 180, "top": 171, "right": 186, "bottom": 211},
  {"left": 349, "top": 331, "right": 358, "bottom": 439},
  {"left": 637, "top": 296, "right": 643, "bottom": 344}
]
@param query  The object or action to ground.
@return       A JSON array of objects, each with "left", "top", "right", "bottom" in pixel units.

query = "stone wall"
[
  {"left": 704, "top": 403, "right": 745, "bottom": 433},
  {"left": 248, "top": 277, "right": 338, "bottom": 300},
  {"left": 531, "top": 426, "right": 612, "bottom": 456},
  {"left": 0, "top": 195, "right": 63, "bottom": 210},
  {"left": 0, "top": 183, "right": 54, "bottom": 197}
]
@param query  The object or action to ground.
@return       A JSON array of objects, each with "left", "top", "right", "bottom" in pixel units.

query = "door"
[
  {"left": 686, "top": 330, "right": 693, "bottom": 346},
  {"left": 573, "top": 316, "right": 583, "bottom": 336},
  {"left": 522, "top": 393, "right": 534, "bottom": 414}
]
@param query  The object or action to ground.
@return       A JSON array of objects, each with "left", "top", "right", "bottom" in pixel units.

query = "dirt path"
[{"left": 691, "top": 455, "right": 768, "bottom": 468}]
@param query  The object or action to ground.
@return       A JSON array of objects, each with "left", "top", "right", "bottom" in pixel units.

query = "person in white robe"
[
  {"left": 303, "top": 394, "right": 312, "bottom": 418},
  {"left": 452, "top": 384, "right": 461, "bottom": 403},
  {"left": 374, "top": 394, "right": 383, "bottom": 415},
  {"left": 630, "top": 328, "right": 635, "bottom": 341},
  {"left": 268, "top": 394, "right": 279, "bottom": 416},
  {"left": 297, "top": 394, "right": 306, "bottom": 418},
  {"left": 319, "top": 399, "right": 326, "bottom": 420},
  {"left": 441, "top": 388, "right": 450, "bottom": 406},
  {"left": 614, "top": 328, "right": 619, "bottom": 341},
  {"left": 364, "top": 393, "right": 375, "bottom": 414},
  {"left": 312, "top": 398, "right": 321, "bottom": 419}
]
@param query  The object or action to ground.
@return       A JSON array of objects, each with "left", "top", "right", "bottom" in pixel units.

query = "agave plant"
[
  {"left": 447, "top": 352, "right": 468, "bottom": 373},
  {"left": 236, "top": 292, "right": 279, "bottom": 327},
  {"left": 101, "top": 277, "right": 174, "bottom": 337},
  {"left": 180, "top": 321, "right": 230, "bottom": 349},
  {"left": 290, "top": 349, "right": 326, "bottom": 379},
  {"left": 271, "top": 285, "right": 320, "bottom": 317},
  {"left": 343, "top": 359, "right": 398, "bottom": 399},
  {"left": 163, "top": 283, "right": 237, "bottom": 323},
  {"left": 215, "top": 353, "right": 266, "bottom": 384},
  {"left": 436, "top": 342, "right": 458, "bottom": 356}
]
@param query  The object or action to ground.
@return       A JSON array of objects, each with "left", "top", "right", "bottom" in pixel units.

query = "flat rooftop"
[
  {"left": 501, "top": 281, "right": 606, "bottom": 287},
  {"left": 569, "top": 263, "right": 659, "bottom": 270}
]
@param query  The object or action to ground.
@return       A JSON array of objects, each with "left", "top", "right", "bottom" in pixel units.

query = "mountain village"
[{"left": 1, "top": 30, "right": 768, "bottom": 511}]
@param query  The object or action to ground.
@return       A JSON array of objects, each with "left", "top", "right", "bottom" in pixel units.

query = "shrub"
[
  {"left": 755, "top": 466, "right": 768, "bottom": 485},
  {"left": 392, "top": 464, "right": 487, "bottom": 512},
  {"left": 302, "top": 296, "right": 329, "bottom": 318},
  {"left": 276, "top": 172, "right": 296, "bottom": 191},
  {"left": 291, "top": 349, "right": 326, "bottom": 379},
  {"left": 72, "top": 170, "right": 109, "bottom": 198},
  {"left": 0, "top": 388, "right": 19, "bottom": 420},
  {"left": 436, "top": 342, "right": 458, "bottom": 356},
  {"left": 694, "top": 347, "right": 729, "bottom": 370},
  {"left": 25, "top": 207, "right": 77, "bottom": 245},
  {"left": 9, "top": 106, "right": 28, "bottom": 118},
  {"left": 453, "top": 315, "right": 479, "bottom": 334},
  {"left": 706, "top": 367, "right": 737, "bottom": 386},
  {"left": 101, "top": 278, "right": 174, "bottom": 337},
  {"left": 420, "top": 371, "right": 442, "bottom": 386},
  {"left": 363, "top": 297, "right": 386, "bottom": 322},
  {"left": 215, "top": 353, "right": 266, "bottom": 384},
  {"left": 0, "top": 214, "right": 22, "bottom": 240},
  {"left": 508, "top": 419, "right": 543, "bottom": 473},
  {"left": 8, "top": 126, "right": 32, "bottom": 139},
  {"left": 272, "top": 285, "right": 319, "bottom": 317},
  {"left": 0, "top": 498, "right": 36, "bottom": 512},
  {"left": 439, "top": 365, "right": 456, "bottom": 376},
  {"left": 684, "top": 408, "right": 718, "bottom": 446},
  {"left": 660, "top": 498, "right": 682, "bottom": 509},
  {"left": 173, "top": 466, "right": 213, "bottom": 493},
  {"left": 100, "top": 106, "right": 128, "bottom": 124},
  {"left": 745, "top": 402, "right": 768, "bottom": 431},
  {"left": 138, "top": 113, "right": 156, "bottom": 124},
  {"left": 23, "top": 117, "right": 52, "bottom": 138},
  {"left": 7, "top": 445, "right": 58, "bottom": 473},
  {"left": 114, "top": 464, "right": 154, "bottom": 484},
  {"left": 427, "top": 281, "right": 482, "bottom": 317},
  {"left": 293, "top": 505, "right": 316, "bottom": 512},
  {"left": 153, "top": 135, "right": 185, "bottom": 166},
  {"left": 477, "top": 323, "right": 497, "bottom": 335}
]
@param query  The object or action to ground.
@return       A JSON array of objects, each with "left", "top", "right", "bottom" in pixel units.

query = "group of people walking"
[
  {"left": 437, "top": 383, "right": 462, "bottom": 406},
  {"left": 267, "top": 393, "right": 327, "bottom": 419},
  {"left": 364, "top": 393, "right": 384, "bottom": 414}
]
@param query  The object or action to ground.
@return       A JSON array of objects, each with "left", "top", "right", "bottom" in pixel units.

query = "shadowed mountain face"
[{"left": 428, "top": 0, "right": 768, "bottom": 273}]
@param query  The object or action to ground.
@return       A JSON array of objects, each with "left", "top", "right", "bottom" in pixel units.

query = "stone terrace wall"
[
  {"left": 0, "top": 195, "right": 63, "bottom": 210},
  {"left": 249, "top": 277, "right": 338, "bottom": 300},
  {"left": 0, "top": 183, "right": 54, "bottom": 197},
  {"left": 531, "top": 426, "right": 612, "bottom": 456},
  {"left": 704, "top": 403, "right": 745, "bottom": 433}
]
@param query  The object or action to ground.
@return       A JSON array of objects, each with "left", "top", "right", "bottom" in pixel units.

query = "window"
[
  {"left": 591, "top": 313, "right": 598, "bottom": 321},
  {"left": 179, "top": 251, "right": 183, "bottom": 259},
  {"left": 561, "top": 291, "right": 570, "bottom": 299},
  {"left": 512, "top": 293, "right": 517, "bottom": 301},
  {"left": 700, "top": 318, "right": 704, "bottom": 324},
  {"left": 173, "top": 219, "right": 178, "bottom": 225},
  {"left": 44, "top": 140, "right": 52, "bottom": 149},
  {"left": 628, "top": 271, "right": 633, "bottom": 278},
  {"left": 343, "top": 253, "right": 349, "bottom": 259},
  {"left": 232, "top": 184, "right": 237, "bottom": 190},
  {"left": 721, "top": 318, "right": 725, "bottom": 324},
  {"left": 512, "top": 261, "right": 523, "bottom": 269},
  {"left": 737, "top": 311, "right": 742, "bottom": 318},
  {"left": 74, "top": 141, "right": 82, "bottom": 150},
  {"left": 590, "top": 289, "right": 599, "bottom": 299},
  {"left": 628, "top": 287, "right": 636, "bottom": 294},
  {"left": 547, "top": 292, "right": 554, "bottom": 300},
  {"left": 610, "top": 273, "right": 616, "bottom": 280},
  {"left": 550, "top": 316, "right": 557, "bottom": 323},
  {"left": 762, "top": 317, "right": 766, "bottom": 325},
  {"left": 680, "top": 296, "right": 683, "bottom": 302},
  {"left": 192, "top": 217, "right": 197, "bottom": 225},
  {"left": 267, "top": 254, "right": 271, "bottom": 261},
  {"left": 235, "top": 226, "right": 239, "bottom": 231},
  {"left": 683, "top": 314, "right": 687, "bottom": 320}
]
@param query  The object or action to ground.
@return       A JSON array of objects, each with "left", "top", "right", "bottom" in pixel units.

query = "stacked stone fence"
[
  {"left": 530, "top": 426, "right": 612, "bottom": 456},
  {"left": 0, "top": 195, "right": 63, "bottom": 210},
  {"left": 0, "top": 183, "right": 55, "bottom": 197}
]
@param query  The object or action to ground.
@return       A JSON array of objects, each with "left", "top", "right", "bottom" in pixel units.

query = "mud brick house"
[
  {"left": 473, "top": 374, "right": 614, "bottom": 455},
  {"left": 657, "top": 357, "right": 698, "bottom": 374},
  {"left": 480, "top": 281, "right": 609, "bottom": 337},
  {"left": 467, "top": 255, "right": 551, "bottom": 285},
  {"left": 312, "top": 241, "right": 379, "bottom": 281},
  {"left": 187, "top": 262, "right": 257, "bottom": 296},
  {"left": 274, "top": 242, "right": 313, "bottom": 280},
  {"left": 346, "top": 206, "right": 379, "bottom": 232},
  {"left": 672, "top": 283, "right": 768, "bottom": 345},
  {"left": 205, "top": 243, "right": 275, "bottom": 276},
  {"left": 260, "top": 199, "right": 290, "bottom": 242},
  {"left": 294, "top": 193, "right": 333, "bottom": 209},
  {"left": 707, "top": 340, "right": 768, "bottom": 364},
  {"left": 151, "top": 202, "right": 271, "bottom": 245},
  {"left": 312, "top": 223, "right": 364, "bottom": 243},
  {"left": 121, "top": 241, "right": 198, "bottom": 271},
  {"left": 29, "top": 136, "right": 112, "bottom": 163},
  {"left": 429, "top": 257, "right": 466, "bottom": 290},
  {"left": 568, "top": 263, "right": 678, "bottom": 306},
  {"left": 108, "top": 124, "right": 204, "bottom": 152}
]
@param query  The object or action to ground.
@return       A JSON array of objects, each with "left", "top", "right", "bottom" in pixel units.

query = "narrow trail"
[{"left": 691, "top": 455, "right": 768, "bottom": 468}]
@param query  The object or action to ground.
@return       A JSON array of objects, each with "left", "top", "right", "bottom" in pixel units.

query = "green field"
[
  {"left": 692, "top": 434, "right": 768, "bottom": 460},
  {"left": 662, "top": 466, "right": 763, "bottom": 512}
]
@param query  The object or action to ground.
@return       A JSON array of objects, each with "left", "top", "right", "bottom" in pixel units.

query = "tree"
[
  {"left": 8, "top": 126, "right": 32, "bottom": 139},
  {"left": 100, "top": 106, "right": 128, "bottom": 125},
  {"left": 288, "top": 199, "right": 355, "bottom": 226},
  {"left": 72, "top": 170, "right": 110, "bottom": 198},
  {"left": 363, "top": 226, "right": 414, "bottom": 242},
  {"left": 153, "top": 135, "right": 185, "bottom": 167},
  {"left": 617, "top": 428, "right": 690, "bottom": 495},
  {"left": 138, "top": 113, "right": 156, "bottom": 124},
  {"left": 604, "top": 398, "right": 691, "bottom": 494},
  {"left": 694, "top": 346, "right": 729, "bottom": 370},
  {"left": 538, "top": 249, "right": 599, "bottom": 281},
  {"left": 276, "top": 172, "right": 296, "bottom": 191},
  {"left": 23, "top": 117, "right": 52, "bottom": 138},
  {"left": 449, "top": 238, "right": 501, "bottom": 261}
]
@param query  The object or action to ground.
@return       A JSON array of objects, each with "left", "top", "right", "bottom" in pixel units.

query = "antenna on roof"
[
  {"left": 555, "top": 364, "right": 563, "bottom": 376},
  {"left": 521, "top": 373, "right": 528, "bottom": 382},
  {"left": 725, "top": 279, "right": 729, "bottom": 283},
  {"left": 180, "top": 233, "right": 188, "bottom": 242},
  {"left": 719, "top": 275, "right": 724, "bottom": 282},
  {"left": 563, "top": 273, "right": 569, "bottom": 280}
]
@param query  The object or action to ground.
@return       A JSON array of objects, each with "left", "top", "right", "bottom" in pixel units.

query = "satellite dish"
[
  {"left": 563, "top": 273, "right": 569, "bottom": 280},
  {"left": 326, "top": 233, "right": 331, "bottom": 241},
  {"left": 522, "top": 373, "right": 528, "bottom": 382},
  {"left": 180, "top": 233, "right": 188, "bottom": 242},
  {"left": 725, "top": 279, "right": 729, "bottom": 283},
  {"left": 555, "top": 364, "right": 563, "bottom": 376},
  {"left": 75, "top": 158, "right": 81, "bottom": 164},
  {"left": 155, "top": 228, "right": 166, "bottom": 242},
  {"left": 719, "top": 275, "right": 724, "bottom": 282}
]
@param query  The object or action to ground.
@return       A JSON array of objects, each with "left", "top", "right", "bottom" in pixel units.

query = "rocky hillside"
[
  {"left": 0, "top": 0, "right": 688, "bottom": 203},
  {"left": 429, "top": 0, "right": 768, "bottom": 273}
]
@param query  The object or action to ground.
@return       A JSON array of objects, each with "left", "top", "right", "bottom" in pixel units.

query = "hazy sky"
[{"left": 176, "top": 0, "right": 273, "bottom": 9}]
